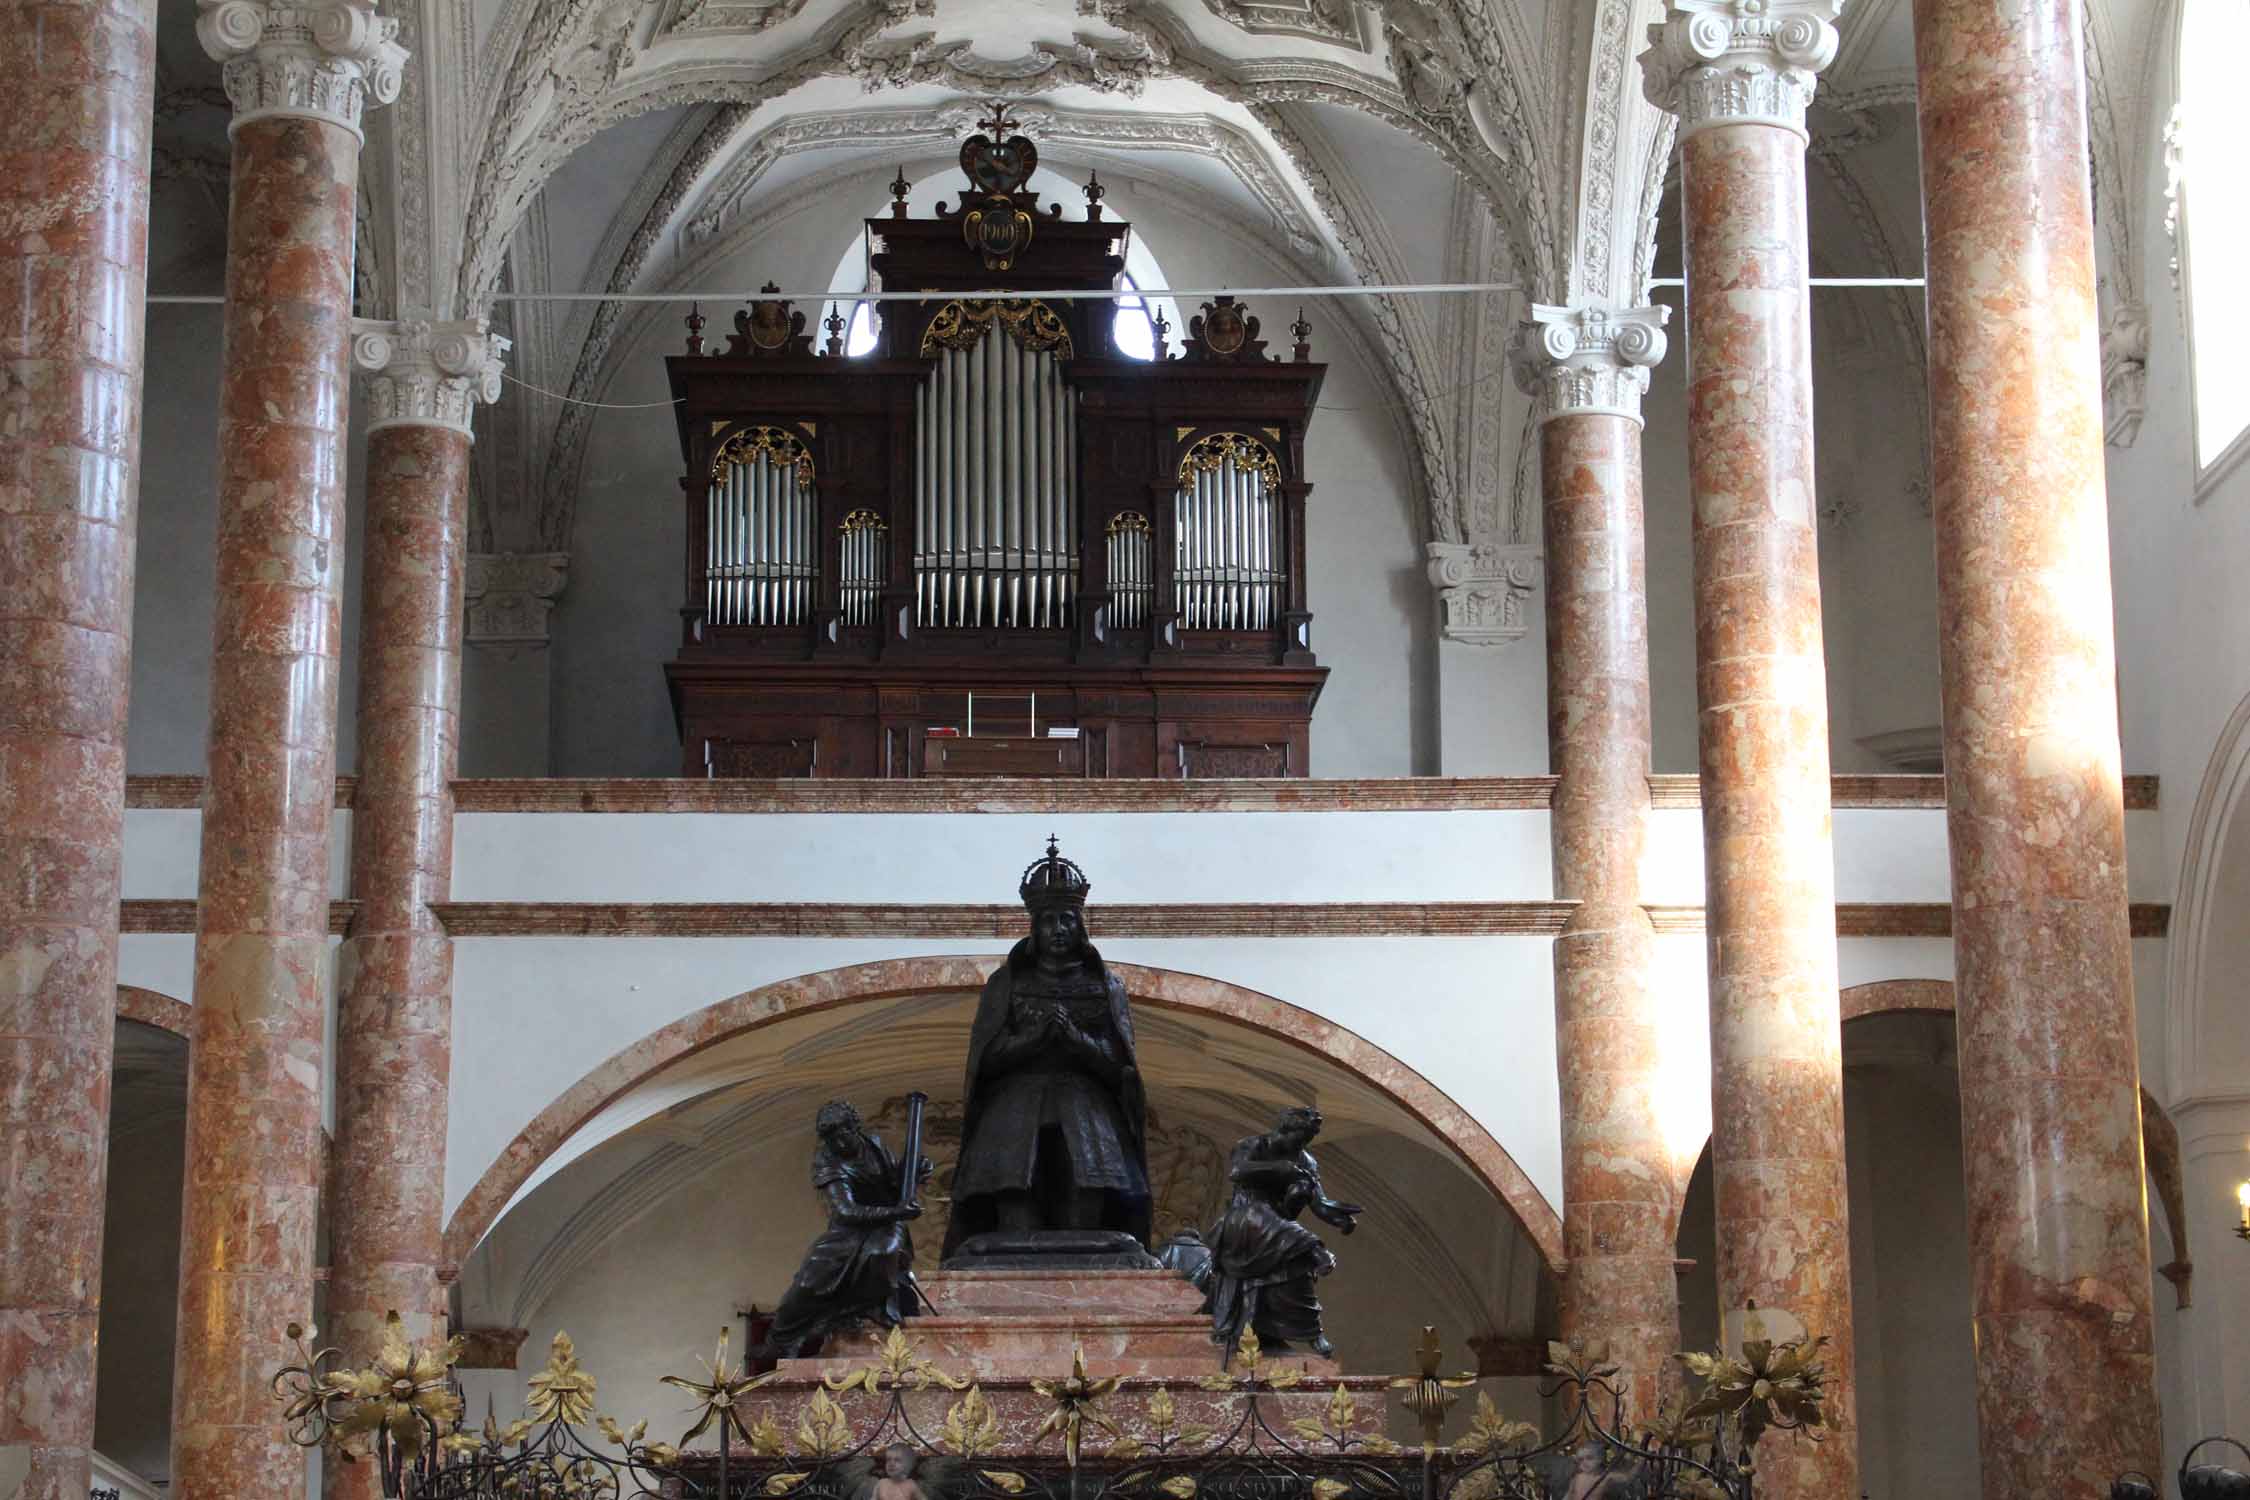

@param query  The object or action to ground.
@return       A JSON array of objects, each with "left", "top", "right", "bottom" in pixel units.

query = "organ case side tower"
[{"left": 663, "top": 109, "right": 1328, "bottom": 778}]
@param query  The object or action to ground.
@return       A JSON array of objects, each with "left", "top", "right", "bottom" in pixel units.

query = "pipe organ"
[{"left": 662, "top": 107, "right": 1328, "bottom": 779}]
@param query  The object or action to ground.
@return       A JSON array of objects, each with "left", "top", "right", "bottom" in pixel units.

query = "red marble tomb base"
[{"left": 758, "top": 1269, "right": 1381, "bottom": 1446}]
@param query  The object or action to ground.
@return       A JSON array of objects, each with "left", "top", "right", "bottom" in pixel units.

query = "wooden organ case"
[{"left": 662, "top": 110, "right": 1328, "bottom": 779}]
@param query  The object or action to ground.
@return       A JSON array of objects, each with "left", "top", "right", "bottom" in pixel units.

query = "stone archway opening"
[{"left": 442, "top": 958, "right": 1560, "bottom": 1424}]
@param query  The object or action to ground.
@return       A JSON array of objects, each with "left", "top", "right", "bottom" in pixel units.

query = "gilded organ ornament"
[
  {"left": 1178, "top": 434, "right": 1282, "bottom": 490},
  {"left": 919, "top": 298, "right": 1076, "bottom": 359},
  {"left": 711, "top": 425, "right": 815, "bottom": 488}
]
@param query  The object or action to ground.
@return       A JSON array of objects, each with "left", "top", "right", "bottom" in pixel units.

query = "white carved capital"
[
  {"left": 1639, "top": 0, "right": 1844, "bottom": 140},
  {"left": 465, "top": 552, "right": 571, "bottom": 645},
  {"left": 1508, "top": 303, "right": 1671, "bottom": 426},
  {"left": 351, "top": 318, "right": 510, "bottom": 439},
  {"left": 2102, "top": 299, "right": 2150, "bottom": 449},
  {"left": 197, "top": 0, "right": 409, "bottom": 140},
  {"left": 1425, "top": 538, "right": 1542, "bottom": 647}
]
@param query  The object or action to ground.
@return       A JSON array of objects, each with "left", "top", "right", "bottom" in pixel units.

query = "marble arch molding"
[{"left": 440, "top": 956, "right": 1566, "bottom": 1279}]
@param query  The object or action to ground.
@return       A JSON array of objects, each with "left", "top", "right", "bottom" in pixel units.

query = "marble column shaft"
[
  {"left": 174, "top": 7, "right": 401, "bottom": 1493},
  {"left": 0, "top": 3, "right": 156, "bottom": 1497},
  {"left": 1643, "top": 7, "right": 1856, "bottom": 1493},
  {"left": 326, "top": 316, "right": 500, "bottom": 1499},
  {"left": 1519, "top": 306, "right": 1678, "bottom": 1423},
  {"left": 1913, "top": 0, "right": 2163, "bottom": 1491}
]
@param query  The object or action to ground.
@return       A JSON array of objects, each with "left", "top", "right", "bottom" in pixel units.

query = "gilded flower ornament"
[
  {"left": 1031, "top": 1344, "right": 1124, "bottom": 1466},
  {"left": 1677, "top": 1309, "right": 1829, "bottom": 1451},
  {"left": 270, "top": 1314, "right": 462, "bottom": 1461},
  {"left": 660, "top": 1327, "right": 782, "bottom": 1446}
]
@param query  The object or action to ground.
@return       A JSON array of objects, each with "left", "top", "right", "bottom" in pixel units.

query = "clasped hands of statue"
[{"left": 992, "top": 1001, "right": 1128, "bottom": 1080}]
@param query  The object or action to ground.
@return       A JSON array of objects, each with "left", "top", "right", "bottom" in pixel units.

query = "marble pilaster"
[
  {"left": 325, "top": 320, "right": 502, "bottom": 1500},
  {"left": 1512, "top": 305, "right": 1679, "bottom": 1422},
  {"left": 0, "top": 3, "right": 156, "bottom": 1496},
  {"left": 1641, "top": 7, "right": 1857, "bottom": 1494},
  {"left": 172, "top": 5, "right": 404, "bottom": 1497},
  {"left": 1913, "top": 0, "right": 2163, "bottom": 1491}
]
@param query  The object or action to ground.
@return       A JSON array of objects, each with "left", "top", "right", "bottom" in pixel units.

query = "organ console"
[{"left": 662, "top": 105, "right": 1329, "bottom": 778}]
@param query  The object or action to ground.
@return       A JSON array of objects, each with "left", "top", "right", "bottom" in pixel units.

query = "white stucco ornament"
[
  {"left": 1508, "top": 304, "right": 1672, "bottom": 427},
  {"left": 352, "top": 318, "right": 511, "bottom": 439},
  {"left": 1639, "top": 0, "right": 1844, "bottom": 140},
  {"left": 1426, "top": 537, "right": 1542, "bottom": 648},
  {"left": 197, "top": 0, "right": 409, "bottom": 139}
]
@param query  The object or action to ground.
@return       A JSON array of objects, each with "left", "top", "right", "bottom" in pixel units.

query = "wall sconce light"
[{"left": 2234, "top": 1182, "right": 2250, "bottom": 1243}]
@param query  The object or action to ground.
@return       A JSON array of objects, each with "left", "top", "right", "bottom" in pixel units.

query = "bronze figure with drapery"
[
  {"left": 942, "top": 838, "right": 1156, "bottom": 1267},
  {"left": 764, "top": 1098, "right": 934, "bottom": 1358},
  {"left": 1205, "top": 1105, "right": 1363, "bottom": 1359}
]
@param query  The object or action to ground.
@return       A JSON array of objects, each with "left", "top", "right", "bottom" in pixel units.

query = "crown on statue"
[{"left": 1019, "top": 835, "right": 1091, "bottom": 911}]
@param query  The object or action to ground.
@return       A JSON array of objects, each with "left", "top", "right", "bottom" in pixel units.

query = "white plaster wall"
[{"left": 541, "top": 158, "right": 1435, "bottom": 778}]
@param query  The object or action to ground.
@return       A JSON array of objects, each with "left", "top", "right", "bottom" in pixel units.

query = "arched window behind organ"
[{"left": 2179, "top": 0, "right": 2250, "bottom": 471}]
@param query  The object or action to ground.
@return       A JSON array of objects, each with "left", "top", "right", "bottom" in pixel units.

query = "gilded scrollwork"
[
  {"left": 712, "top": 425, "right": 817, "bottom": 487},
  {"left": 919, "top": 299, "right": 1077, "bottom": 359},
  {"left": 1177, "top": 434, "right": 1282, "bottom": 490}
]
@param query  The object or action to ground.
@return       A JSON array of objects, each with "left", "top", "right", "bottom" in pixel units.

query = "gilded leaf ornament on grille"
[
  {"left": 920, "top": 299, "right": 1076, "bottom": 360},
  {"left": 711, "top": 424, "right": 815, "bottom": 487}
]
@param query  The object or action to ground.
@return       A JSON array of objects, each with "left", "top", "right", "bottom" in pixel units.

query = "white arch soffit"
[
  {"left": 453, "top": 0, "right": 1561, "bottom": 314},
  {"left": 2168, "top": 689, "right": 2250, "bottom": 1105},
  {"left": 474, "top": 984, "right": 1531, "bottom": 1259},
  {"left": 1563, "top": 0, "right": 1676, "bottom": 309}
]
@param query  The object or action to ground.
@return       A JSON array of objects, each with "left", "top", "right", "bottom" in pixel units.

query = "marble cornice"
[
  {"left": 110, "top": 898, "right": 2174, "bottom": 939},
  {"left": 119, "top": 773, "right": 2165, "bottom": 813}
]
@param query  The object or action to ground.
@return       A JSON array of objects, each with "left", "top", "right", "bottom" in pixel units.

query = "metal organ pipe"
[
  {"left": 703, "top": 439, "right": 815, "bottom": 629},
  {"left": 1171, "top": 436, "right": 1281, "bottom": 631},
  {"left": 913, "top": 316, "right": 1079, "bottom": 630}
]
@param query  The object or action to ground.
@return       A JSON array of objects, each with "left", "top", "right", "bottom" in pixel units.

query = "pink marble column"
[
  {"left": 1913, "top": 0, "right": 2163, "bottom": 1491},
  {"left": 0, "top": 3, "right": 156, "bottom": 1495},
  {"left": 173, "top": 7, "right": 404, "bottom": 1497},
  {"left": 325, "top": 322, "right": 503, "bottom": 1500},
  {"left": 1514, "top": 305, "right": 1679, "bottom": 1423},
  {"left": 1640, "top": 8, "right": 1855, "bottom": 1495}
]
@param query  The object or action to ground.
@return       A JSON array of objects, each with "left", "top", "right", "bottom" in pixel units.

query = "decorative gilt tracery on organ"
[
  {"left": 917, "top": 299, "right": 1076, "bottom": 359},
  {"left": 1174, "top": 433, "right": 1285, "bottom": 630},
  {"left": 707, "top": 425, "right": 816, "bottom": 628},
  {"left": 914, "top": 299, "right": 1080, "bottom": 630}
]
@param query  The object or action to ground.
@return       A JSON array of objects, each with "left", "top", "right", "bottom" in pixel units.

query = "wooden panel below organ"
[{"left": 665, "top": 665, "right": 1322, "bottom": 779}]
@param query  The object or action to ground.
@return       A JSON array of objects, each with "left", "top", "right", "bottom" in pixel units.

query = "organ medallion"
[{"left": 661, "top": 106, "right": 1328, "bottom": 779}]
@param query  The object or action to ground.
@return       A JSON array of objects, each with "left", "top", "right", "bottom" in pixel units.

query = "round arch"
[
  {"left": 117, "top": 984, "right": 193, "bottom": 1039},
  {"left": 442, "top": 956, "right": 1563, "bottom": 1272}
]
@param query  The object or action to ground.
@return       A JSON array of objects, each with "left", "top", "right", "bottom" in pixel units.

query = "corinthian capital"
[
  {"left": 1640, "top": 0, "right": 1844, "bottom": 140},
  {"left": 351, "top": 319, "right": 510, "bottom": 439},
  {"left": 197, "top": 0, "right": 409, "bottom": 139},
  {"left": 1508, "top": 304, "right": 1671, "bottom": 426}
]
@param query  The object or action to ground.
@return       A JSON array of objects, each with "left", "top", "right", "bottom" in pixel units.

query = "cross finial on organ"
[{"left": 978, "top": 100, "right": 1021, "bottom": 138}]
